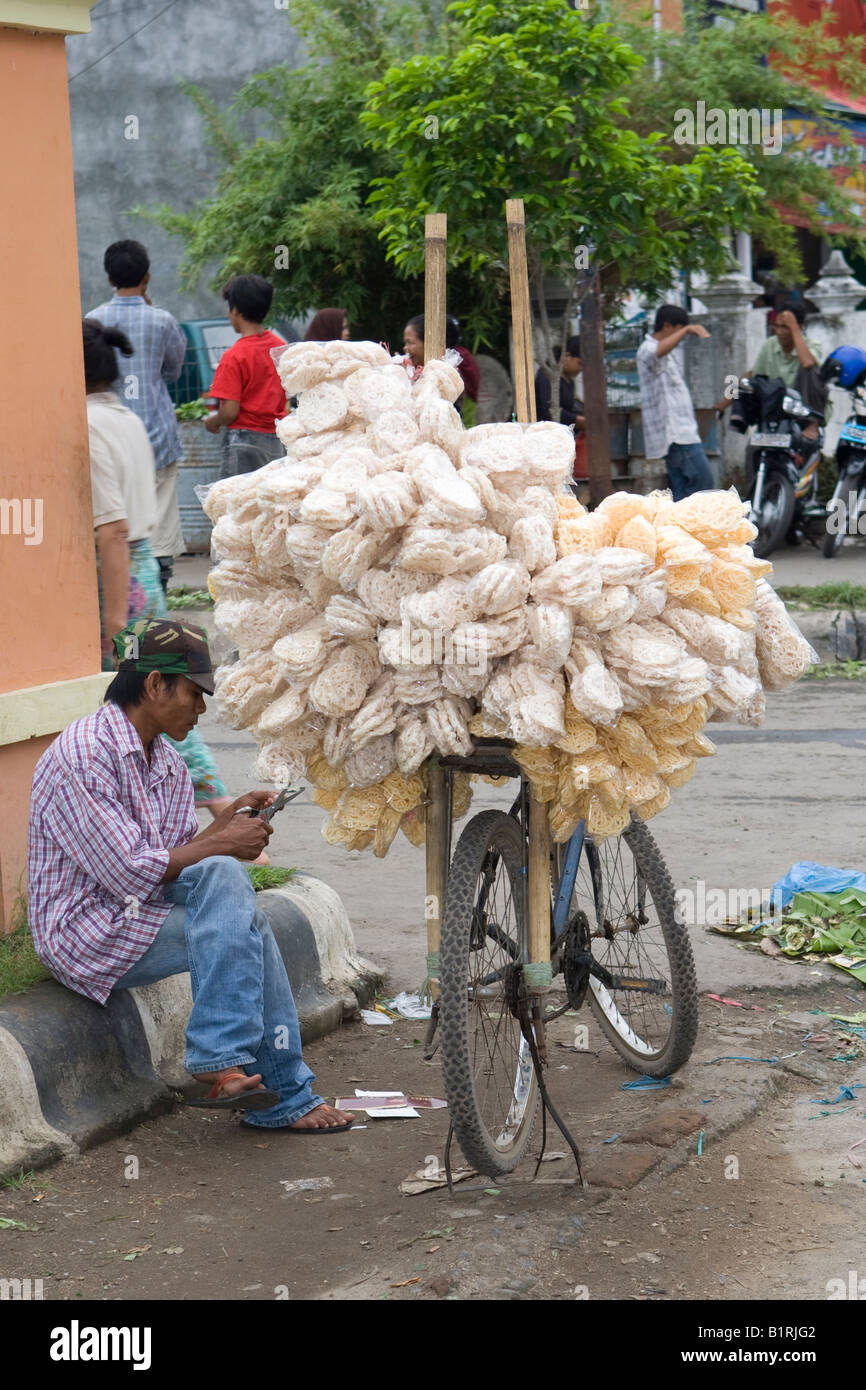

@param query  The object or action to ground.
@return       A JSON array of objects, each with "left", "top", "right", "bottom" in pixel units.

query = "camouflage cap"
[{"left": 112, "top": 619, "right": 215, "bottom": 695}]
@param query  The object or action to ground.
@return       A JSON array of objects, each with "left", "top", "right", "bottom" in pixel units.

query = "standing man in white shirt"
[{"left": 636, "top": 304, "right": 715, "bottom": 500}]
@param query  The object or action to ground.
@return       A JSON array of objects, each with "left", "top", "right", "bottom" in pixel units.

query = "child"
[{"left": 205, "top": 274, "right": 288, "bottom": 477}]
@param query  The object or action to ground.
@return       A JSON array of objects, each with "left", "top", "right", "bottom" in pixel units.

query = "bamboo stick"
[
  {"left": 423, "top": 212, "right": 449, "bottom": 995},
  {"left": 505, "top": 198, "right": 537, "bottom": 424},
  {"left": 424, "top": 213, "right": 447, "bottom": 363}
]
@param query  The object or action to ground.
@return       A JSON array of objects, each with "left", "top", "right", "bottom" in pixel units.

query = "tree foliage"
[
  {"left": 615, "top": 1, "right": 866, "bottom": 283},
  {"left": 362, "top": 0, "right": 764, "bottom": 374}
]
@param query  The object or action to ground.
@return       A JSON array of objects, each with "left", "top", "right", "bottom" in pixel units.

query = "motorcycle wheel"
[
  {"left": 752, "top": 472, "right": 796, "bottom": 559},
  {"left": 822, "top": 520, "right": 845, "bottom": 558}
]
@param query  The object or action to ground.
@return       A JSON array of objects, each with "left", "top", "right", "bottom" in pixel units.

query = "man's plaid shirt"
[
  {"left": 28, "top": 702, "right": 198, "bottom": 1003},
  {"left": 87, "top": 294, "right": 187, "bottom": 470}
]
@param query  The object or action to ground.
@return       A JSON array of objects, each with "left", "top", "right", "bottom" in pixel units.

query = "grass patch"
[
  {"left": 776, "top": 583, "right": 866, "bottom": 610},
  {"left": 165, "top": 586, "right": 213, "bottom": 610},
  {"left": 806, "top": 661, "right": 866, "bottom": 681},
  {"left": 0, "top": 1168, "right": 45, "bottom": 1193},
  {"left": 0, "top": 899, "right": 50, "bottom": 999},
  {"left": 245, "top": 865, "right": 297, "bottom": 891}
]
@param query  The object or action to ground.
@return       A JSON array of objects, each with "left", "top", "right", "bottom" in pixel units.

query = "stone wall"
[{"left": 66, "top": 3, "right": 301, "bottom": 319}]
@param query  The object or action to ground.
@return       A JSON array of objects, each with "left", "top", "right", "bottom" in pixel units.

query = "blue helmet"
[{"left": 820, "top": 345, "right": 866, "bottom": 389}]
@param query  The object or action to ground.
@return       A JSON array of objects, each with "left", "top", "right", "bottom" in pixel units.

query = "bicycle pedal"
[{"left": 608, "top": 974, "right": 668, "bottom": 994}]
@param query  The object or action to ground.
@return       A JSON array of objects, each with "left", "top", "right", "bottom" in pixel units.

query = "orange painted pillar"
[{"left": 0, "top": 7, "right": 103, "bottom": 930}]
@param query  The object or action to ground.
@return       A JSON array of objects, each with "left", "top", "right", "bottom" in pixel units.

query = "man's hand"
[
  {"left": 775, "top": 310, "right": 798, "bottom": 334},
  {"left": 204, "top": 412, "right": 222, "bottom": 435},
  {"left": 205, "top": 791, "right": 275, "bottom": 832},
  {"left": 688, "top": 324, "right": 711, "bottom": 339},
  {"left": 211, "top": 811, "right": 273, "bottom": 862}
]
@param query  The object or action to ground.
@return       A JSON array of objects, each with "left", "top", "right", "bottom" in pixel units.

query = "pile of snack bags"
[{"left": 203, "top": 340, "right": 815, "bottom": 855}]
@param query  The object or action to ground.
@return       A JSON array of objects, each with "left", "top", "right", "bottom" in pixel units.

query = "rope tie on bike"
[
  {"left": 425, "top": 951, "right": 441, "bottom": 979},
  {"left": 522, "top": 961, "right": 552, "bottom": 989}
]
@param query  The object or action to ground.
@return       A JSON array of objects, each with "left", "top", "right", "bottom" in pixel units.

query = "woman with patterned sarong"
[{"left": 84, "top": 317, "right": 232, "bottom": 811}]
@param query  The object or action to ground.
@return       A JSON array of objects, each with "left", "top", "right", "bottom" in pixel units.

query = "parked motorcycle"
[
  {"left": 729, "top": 375, "right": 824, "bottom": 559},
  {"left": 818, "top": 345, "right": 866, "bottom": 558}
]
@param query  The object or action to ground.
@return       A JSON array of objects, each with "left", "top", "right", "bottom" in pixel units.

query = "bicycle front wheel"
[
  {"left": 439, "top": 809, "right": 540, "bottom": 1177},
  {"left": 558, "top": 815, "right": 697, "bottom": 1076}
]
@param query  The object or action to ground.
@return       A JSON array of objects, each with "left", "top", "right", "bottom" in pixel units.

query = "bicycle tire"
[
  {"left": 439, "top": 809, "right": 540, "bottom": 1176},
  {"left": 557, "top": 816, "right": 697, "bottom": 1076}
]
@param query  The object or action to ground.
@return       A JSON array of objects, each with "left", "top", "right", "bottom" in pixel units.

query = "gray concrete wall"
[{"left": 67, "top": 0, "right": 303, "bottom": 320}]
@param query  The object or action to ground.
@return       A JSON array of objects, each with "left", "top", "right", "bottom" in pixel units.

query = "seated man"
[{"left": 27, "top": 618, "right": 351, "bottom": 1135}]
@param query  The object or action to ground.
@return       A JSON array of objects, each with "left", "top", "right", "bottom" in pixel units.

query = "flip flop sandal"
[
  {"left": 187, "top": 1070, "right": 280, "bottom": 1112},
  {"left": 240, "top": 1113, "right": 355, "bottom": 1135}
]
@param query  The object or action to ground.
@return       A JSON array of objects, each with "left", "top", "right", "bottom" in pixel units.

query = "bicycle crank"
[{"left": 571, "top": 951, "right": 669, "bottom": 995}]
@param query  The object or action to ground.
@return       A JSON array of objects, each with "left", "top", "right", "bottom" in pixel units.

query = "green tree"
[
  {"left": 612, "top": 1, "right": 866, "bottom": 285},
  {"left": 361, "top": 0, "right": 763, "bottom": 402}
]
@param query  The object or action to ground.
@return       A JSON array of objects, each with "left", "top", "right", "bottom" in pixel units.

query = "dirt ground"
[{"left": 2, "top": 972, "right": 864, "bottom": 1303}]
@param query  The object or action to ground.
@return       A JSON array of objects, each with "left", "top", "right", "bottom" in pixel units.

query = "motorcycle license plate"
[
  {"left": 752, "top": 432, "right": 791, "bottom": 448},
  {"left": 840, "top": 424, "right": 866, "bottom": 444}
]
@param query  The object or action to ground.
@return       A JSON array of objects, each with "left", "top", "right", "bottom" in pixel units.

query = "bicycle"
[{"left": 426, "top": 741, "right": 698, "bottom": 1179}]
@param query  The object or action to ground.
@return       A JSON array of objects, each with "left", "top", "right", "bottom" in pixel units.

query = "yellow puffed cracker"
[
  {"left": 555, "top": 514, "right": 602, "bottom": 556},
  {"left": 554, "top": 698, "right": 598, "bottom": 755},
  {"left": 678, "top": 585, "right": 721, "bottom": 617},
  {"left": 594, "top": 768, "right": 626, "bottom": 815},
  {"left": 374, "top": 804, "right": 403, "bottom": 858},
  {"left": 665, "top": 562, "right": 704, "bottom": 596},
  {"left": 312, "top": 786, "right": 341, "bottom": 812},
  {"left": 604, "top": 715, "right": 659, "bottom": 774},
  {"left": 711, "top": 542, "right": 772, "bottom": 579},
  {"left": 721, "top": 606, "right": 756, "bottom": 632},
  {"left": 663, "top": 759, "right": 697, "bottom": 789},
  {"left": 306, "top": 750, "right": 348, "bottom": 792},
  {"left": 706, "top": 557, "right": 755, "bottom": 610},
  {"left": 451, "top": 772, "right": 474, "bottom": 819},
  {"left": 400, "top": 807, "right": 427, "bottom": 847},
  {"left": 334, "top": 785, "right": 386, "bottom": 831},
  {"left": 685, "top": 732, "right": 717, "bottom": 758},
  {"left": 634, "top": 785, "right": 671, "bottom": 821},
  {"left": 345, "top": 829, "right": 376, "bottom": 852},
  {"left": 615, "top": 514, "right": 657, "bottom": 562},
  {"left": 550, "top": 799, "right": 589, "bottom": 844},
  {"left": 624, "top": 770, "right": 663, "bottom": 806},
  {"left": 381, "top": 770, "right": 426, "bottom": 814},
  {"left": 597, "top": 491, "right": 652, "bottom": 534},
  {"left": 587, "top": 793, "right": 630, "bottom": 839}
]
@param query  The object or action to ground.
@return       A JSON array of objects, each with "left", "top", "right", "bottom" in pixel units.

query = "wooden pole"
[
  {"left": 580, "top": 265, "right": 613, "bottom": 506},
  {"left": 505, "top": 199, "right": 537, "bottom": 424},
  {"left": 505, "top": 199, "right": 549, "bottom": 989},
  {"left": 423, "top": 212, "right": 449, "bottom": 996},
  {"left": 424, "top": 213, "right": 447, "bottom": 363},
  {"left": 424, "top": 762, "right": 449, "bottom": 999},
  {"left": 526, "top": 795, "right": 551, "bottom": 986}
]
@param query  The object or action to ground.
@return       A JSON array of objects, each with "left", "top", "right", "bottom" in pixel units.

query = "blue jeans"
[
  {"left": 665, "top": 441, "right": 714, "bottom": 501},
  {"left": 114, "top": 857, "right": 323, "bottom": 1128}
]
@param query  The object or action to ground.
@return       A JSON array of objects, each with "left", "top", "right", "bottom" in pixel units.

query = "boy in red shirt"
[{"left": 205, "top": 275, "right": 287, "bottom": 477}]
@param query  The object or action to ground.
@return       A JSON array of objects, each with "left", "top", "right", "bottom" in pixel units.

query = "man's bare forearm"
[
  {"left": 654, "top": 325, "right": 692, "bottom": 358},
  {"left": 791, "top": 323, "right": 816, "bottom": 369},
  {"left": 161, "top": 826, "right": 230, "bottom": 882}
]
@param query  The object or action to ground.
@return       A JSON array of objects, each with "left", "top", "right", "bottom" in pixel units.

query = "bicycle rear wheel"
[
  {"left": 439, "top": 809, "right": 540, "bottom": 1176},
  {"left": 557, "top": 815, "right": 697, "bottom": 1076}
]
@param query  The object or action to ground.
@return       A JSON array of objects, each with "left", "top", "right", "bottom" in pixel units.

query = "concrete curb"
[
  {"left": 0, "top": 880, "right": 383, "bottom": 1178},
  {"left": 793, "top": 607, "right": 866, "bottom": 663}
]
